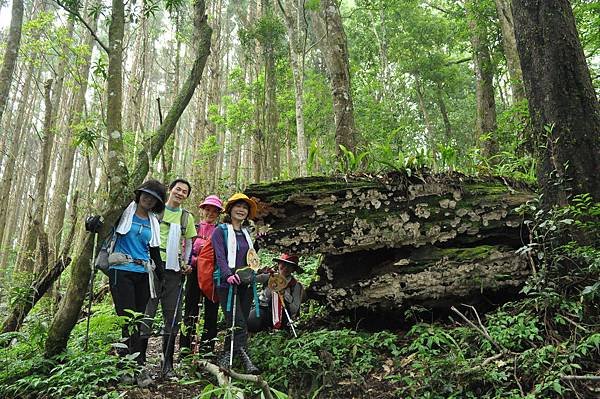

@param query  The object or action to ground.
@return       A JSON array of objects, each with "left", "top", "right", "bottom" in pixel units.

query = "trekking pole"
[
  {"left": 229, "top": 285, "right": 238, "bottom": 368},
  {"left": 84, "top": 231, "right": 100, "bottom": 351},
  {"left": 163, "top": 276, "right": 185, "bottom": 376},
  {"left": 278, "top": 292, "right": 298, "bottom": 338}
]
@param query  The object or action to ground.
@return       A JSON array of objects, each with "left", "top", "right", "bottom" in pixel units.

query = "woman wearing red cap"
[
  {"left": 248, "top": 254, "right": 305, "bottom": 333},
  {"left": 180, "top": 195, "right": 223, "bottom": 356}
]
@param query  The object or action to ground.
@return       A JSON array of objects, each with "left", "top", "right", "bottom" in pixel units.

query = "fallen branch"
[
  {"left": 560, "top": 375, "right": 600, "bottom": 381},
  {"left": 451, "top": 305, "right": 505, "bottom": 353},
  {"left": 194, "top": 359, "right": 274, "bottom": 399}
]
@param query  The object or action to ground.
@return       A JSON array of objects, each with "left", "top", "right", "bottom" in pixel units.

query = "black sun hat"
[{"left": 135, "top": 180, "right": 166, "bottom": 213}]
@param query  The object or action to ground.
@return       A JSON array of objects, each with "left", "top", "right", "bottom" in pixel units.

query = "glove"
[{"left": 227, "top": 274, "right": 241, "bottom": 285}]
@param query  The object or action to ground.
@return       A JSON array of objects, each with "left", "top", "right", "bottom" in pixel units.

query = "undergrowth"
[
  {"left": 0, "top": 194, "right": 597, "bottom": 399},
  {"left": 0, "top": 302, "right": 136, "bottom": 399}
]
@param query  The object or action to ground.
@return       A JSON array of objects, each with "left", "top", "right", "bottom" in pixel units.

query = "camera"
[{"left": 85, "top": 215, "right": 104, "bottom": 233}]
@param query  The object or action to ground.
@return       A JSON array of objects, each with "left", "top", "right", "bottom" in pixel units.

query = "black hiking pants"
[
  {"left": 180, "top": 271, "right": 219, "bottom": 353},
  {"left": 109, "top": 268, "right": 150, "bottom": 363},
  {"left": 218, "top": 284, "right": 253, "bottom": 351}
]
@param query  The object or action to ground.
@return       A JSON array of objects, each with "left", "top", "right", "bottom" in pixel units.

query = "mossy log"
[{"left": 247, "top": 172, "right": 534, "bottom": 314}]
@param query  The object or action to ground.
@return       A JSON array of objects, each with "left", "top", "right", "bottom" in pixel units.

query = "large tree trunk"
[
  {"left": 0, "top": 0, "right": 24, "bottom": 123},
  {"left": 493, "top": 0, "right": 525, "bottom": 103},
  {"left": 247, "top": 173, "right": 533, "bottom": 315},
  {"left": 44, "top": 0, "right": 213, "bottom": 357},
  {"left": 511, "top": 0, "right": 600, "bottom": 206},
  {"left": 313, "top": 0, "right": 357, "bottom": 154},
  {"left": 467, "top": 0, "right": 498, "bottom": 161}
]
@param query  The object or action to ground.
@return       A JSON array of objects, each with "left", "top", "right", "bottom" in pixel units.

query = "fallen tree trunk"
[{"left": 247, "top": 172, "right": 534, "bottom": 315}]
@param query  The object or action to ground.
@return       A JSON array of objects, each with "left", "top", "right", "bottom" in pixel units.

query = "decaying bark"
[{"left": 247, "top": 172, "right": 534, "bottom": 314}]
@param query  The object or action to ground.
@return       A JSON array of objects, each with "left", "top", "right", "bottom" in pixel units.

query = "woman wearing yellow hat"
[{"left": 211, "top": 193, "right": 260, "bottom": 374}]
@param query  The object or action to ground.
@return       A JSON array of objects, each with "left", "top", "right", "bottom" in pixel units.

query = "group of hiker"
[{"left": 101, "top": 178, "right": 305, "bottom": 387}]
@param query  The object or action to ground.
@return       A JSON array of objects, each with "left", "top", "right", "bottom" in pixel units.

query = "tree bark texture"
[
  {"left": 17, "top": 79, "right": 54, "bottom": 274},
  {"left": 313, "top": 0, "right": 357, "bottom": 154},
  {"left": 246, "top": 172, "right": 533, "bottom": 314},
  {"left": 105, "top": 0, "right": 128, "bottom": 195},
  {"left": 0, "top": 0, "right": 24, "bottom": 123},
  {"left": 493, "top": 0, "right": 525, "bottom": 102},
  {"left": 0, "top": 63, "right": 35, "bottom": 267},
  {"left": 467, "top": 0, "right": 498, "bottom": 161},
  {"left": 277, "top": 0, "right": 309, "bottom": 177},
  {"left": 511, "top": 0, "right": 600, "bottom": 206}
]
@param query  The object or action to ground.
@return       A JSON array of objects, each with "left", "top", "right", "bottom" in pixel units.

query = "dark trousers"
[
  {"left": 109, "top": 269, "right": 150, "bottom": 363},
  {"left": 218, "top": 284, "right": 253, "bottom": 351},
  {"left": 247, "top": 305, "right": 271, "bottom": 332},
  {"left": 180, "top": 272, "right": 219, "bottom": 352},
  {"left": 141, "top": 270, "right": 184, "bottom": 342}
]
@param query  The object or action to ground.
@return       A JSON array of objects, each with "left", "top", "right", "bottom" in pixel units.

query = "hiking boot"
[
  {"left": 237, "top": 347, "right": 260, "bottom": 375},
  {"left": 218, "top": 351, "right": 231, "bottom": 370},
  {"left": 137, "top": 337, "right": 149, "bottom": 365},
  {"left": 161, "top": 335, "right": 177, "bottom": 379},
  {"left": 136, "top": 369, "right": 154, "bottom": 388},
  {"left": 119, "top": 372, "right": 136, "bottom": 385}
]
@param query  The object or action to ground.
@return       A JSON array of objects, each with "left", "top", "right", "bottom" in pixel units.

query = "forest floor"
[
  {"left": 118, "top": 336, "right": 203, "bottom": 398},
  {"left": 115, "top": 334, "right": 400, "bottom": 399}
]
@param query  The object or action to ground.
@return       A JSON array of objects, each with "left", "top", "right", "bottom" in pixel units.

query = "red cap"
[{"left": 272, "top": 253, "right": 303, "bottom": 273}]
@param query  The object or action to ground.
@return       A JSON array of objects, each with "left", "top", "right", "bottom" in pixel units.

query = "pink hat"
[{"left": 199, "top": 195, "right": 223, "bottom": 210}]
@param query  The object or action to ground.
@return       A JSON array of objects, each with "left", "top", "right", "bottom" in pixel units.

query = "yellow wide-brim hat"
[{"left": 224, "top": 193, "right": 257, "bottom": 220}]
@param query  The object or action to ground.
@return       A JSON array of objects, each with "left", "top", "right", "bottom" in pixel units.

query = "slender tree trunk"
[
  {"left": 49, "top": 9, "right": 98, "bottom": 263},
  {"left": 277, "top": 0, "right": 308, "bottom": 177},
  {"left": 16, "top": 80, "right": 54, "bottom": 274},
  {"left": 313, "top": 0, "right": 357, "bottom": 154},
  {"left": 512, "top": 0, "right": 600, "bottom": 206},
  {"left": 435, "top": 83, "right": 452, "bottom": 141},
  {"left": 191, "top": 77, "right": 209, "bottom": 195},
  {"left": 0, "top": 63, "right": 35, "bottom": 264},
  {"left": 494, "top": 0, "right": 525, "bottom": 102},
  {"left": 414, "top": 76, "right": 435, "bottom": 152},
  {"left": 263, "top": 7, "right": 279, "bottom": 180},
  {"left": 0, "top": 0, "right": 24, "bottom": 123},
  {"left": 467, "top": 0, "right": 498, "bottom": 161}
]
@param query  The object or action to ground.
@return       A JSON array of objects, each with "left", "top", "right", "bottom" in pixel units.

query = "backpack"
[{"left": 197, "top": 224, "right": 228, "bottom": 303}]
